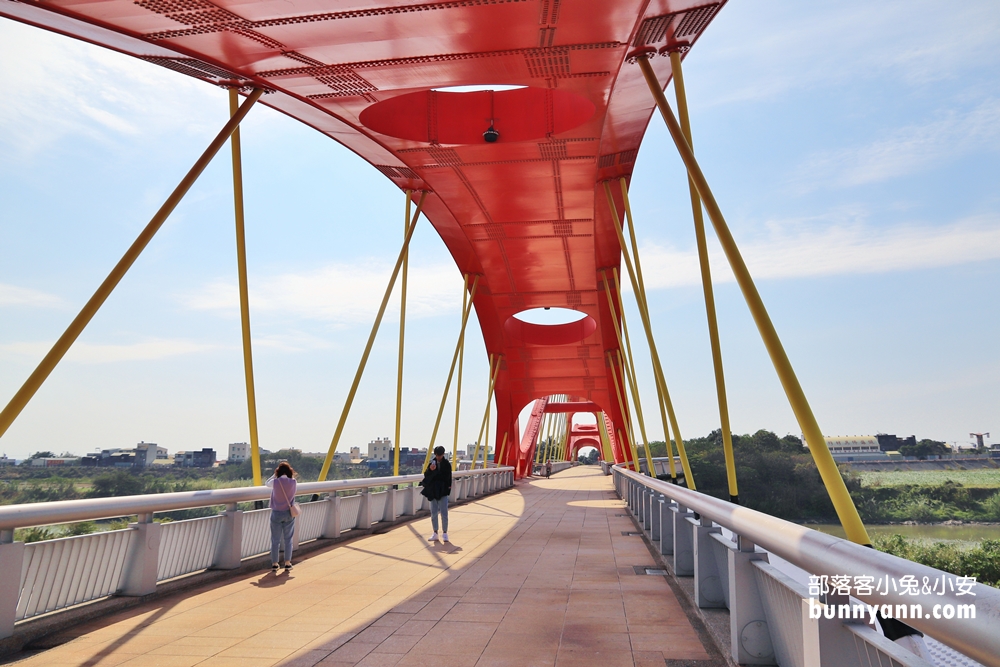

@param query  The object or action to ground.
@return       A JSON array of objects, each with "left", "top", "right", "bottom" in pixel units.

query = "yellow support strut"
[
  {"left": 614, "top": 271, "right": 677, "bottom": 478},
  {"left": 423, "top": 278, "right": 482, "bottom": 470},
  {"left": 637, "top": 55, "right": 870, "bottom": 545},
  {"left": 393, "top": 192, "right": 412, "bottom": 477},
  {"left": 470, "top": 354, "right": 501, "bottom": 469},
  {"left": 604, "top": 184, "right": 696, "bottom": 488},
  {"left": 228, "top": 89, "right": 263, "bottom": 486},
  {"left": 0, "top": 88, "right": 264, "bottom": 442},
  {"left": 318, "top": 191, "right": 427, "bottom": 481},
  {"left": 451, "top": 274, "right": 469, "bottom": 471},
  {"left": 601, "top": 269, "right": 655, "bottom": 476},
  {"left": 661, "top": 53, "right": 739, "bottom": 500},
  {"left": 607, "top": 351, "right": 637, "bottom": 470},
  {"left": 497, "top": 431, "right": 509, "bottom": 467}
]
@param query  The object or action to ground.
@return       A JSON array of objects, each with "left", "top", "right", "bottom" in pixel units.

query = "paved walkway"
[{"left": 18, "top": 466, "right": 713, "bottom": 667}]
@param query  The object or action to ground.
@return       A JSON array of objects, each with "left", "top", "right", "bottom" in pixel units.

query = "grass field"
[{"left": 859, "top": 469, "right": 1000, "bottom": 488}]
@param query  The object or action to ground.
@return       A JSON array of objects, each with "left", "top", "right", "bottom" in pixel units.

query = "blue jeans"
[
  {"left": 270, "top": 509, "right": 295, "bottom": 564},
  {"left": 430, "top": 496, "right": 449, "bottom": 533}
]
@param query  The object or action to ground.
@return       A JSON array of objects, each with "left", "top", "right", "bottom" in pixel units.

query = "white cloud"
[
  {"left": 184, "top": 261, "right": 464, "bottom": 325},
  {"left": 0, "top": 338, "right": 219, "bottom": 364},
  {"left": 0, "top": 284, "right": 63, "bottom": 308},
  {"left": 638, "top": 215, "right": 1000, "bottom": 289},
  {"left": 0, "top": 21, "right": 222, "bottom": 155},
  {"left": 695, "top": 0, "right": 1000, "bottom": 107},
  {"left": 790, "top": 100, "right": 1000, "bottom": 191}
]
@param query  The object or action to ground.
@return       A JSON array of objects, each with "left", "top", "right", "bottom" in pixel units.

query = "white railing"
[
  {"left": 613, "top": 465, "right": 1000, "bottom": 667},
  {"left": 532, "top": 461, "right": 573, "bottom": 476},
  {"left": 0, "top": 467, "right": 515, "bottom": 638}
]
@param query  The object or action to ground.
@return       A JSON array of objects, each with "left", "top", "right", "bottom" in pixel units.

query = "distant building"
[
  {"left": 174, "top": 448, "right": 217, "bottom": 468},
  {"left": 368, "top": 437, "right": 392, "bottom": 462},
  {"left": 228, "top": 442, "right": 249, "bottom": 462},
  {"left": 81, "top": 448, "right": 140, "bottom": 468},
  {"left": 29, "top": 457, "right": 81, "bottom": 467},
  {"left": 810, "top": 436, "right": 888, "bottom": 461},
  {"left": 465, "top": 444, "right": 492, "bottom": 460},
  {"left": 350, "top": 446, "right": 362, "bottom": 460},
  {"left": 0, "top": 455, "right": 15, "bottom": 467},
  {"left": 156, "top": 446, "right": 169, "bottom": 460},
  {"left": 134, "top": 442, "right": 158, "bottom": 467},
  {"left": 875, "top": 434, "right": 917, "bottom": 452}
]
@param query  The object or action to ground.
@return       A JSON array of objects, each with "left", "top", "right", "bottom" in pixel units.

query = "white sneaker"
[
  {"left": 442, "top": 533, "right": 449, "bottom": 542},
  {"left": 428, "top": 533, "right": 439, "bottom": 541}
]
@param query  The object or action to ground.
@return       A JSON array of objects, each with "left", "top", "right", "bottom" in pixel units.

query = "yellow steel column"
[
  {"left": 497, "top": 431, "right": 509, "bottom": 467},
  {"left": 469, "top": 354, "right": 493, "bottom": 469},
  {"left": 0, "top": 89, "right": 264, "bottom": 441},
  {"left": 451, "top": 274, "right": 469, "bottom": 470},
  {"left": 604, "top": 184, "right": 696, "bottom": 488},
  {"left": 423, "top": 278, "right": 481, "bottom": 469},
  {"left": 393, "top": 192, "right": 412, "bottom": 476},
  {"left": 664, "top": 51, "right": 738, "bottom": 502},
  {"left": 596, "top": 412, "right": 612, "bottom": 461},
  {"left": 228, "top": 89, "right": 263, "bottom": 486},
  {"left": 319, "top": 192, "right": 427, "bottom": 481},
  {"left": 470, "top": 354, "right": 501, "bottom": 469},
  {"left": 607, "top": 351, "right": 637, "bottom": 470},
  {"left": 637, "top": 55, "right": 870, "bottom": 545},
  {"left": 617, "top": 271, "right": 676, "bottom": 478},
  {"left": 601, "top": 269, "right": 655, "bottom": 475}
]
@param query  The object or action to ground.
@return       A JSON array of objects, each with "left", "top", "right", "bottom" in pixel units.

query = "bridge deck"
[{"left": 24, "top": 467, "right": 713, "bottom": 667}]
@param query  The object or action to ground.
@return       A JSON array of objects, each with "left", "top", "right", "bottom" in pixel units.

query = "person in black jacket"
[{"left": 420, "top": 446, "right": 452, "bottom": 542}]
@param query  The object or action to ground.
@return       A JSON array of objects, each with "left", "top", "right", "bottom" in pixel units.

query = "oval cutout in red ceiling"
[
  {"left": 359, "top": 87, "right": 595, "bottom": 144},
  {"left": 504, "top": 312, "right": 597, "bottom": 346}
]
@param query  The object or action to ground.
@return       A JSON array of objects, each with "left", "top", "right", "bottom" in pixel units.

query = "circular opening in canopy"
[
  {"left": 504, "top": 308, "right": 596, "bottom": 345},
  {"left": 359, "top": 87, "right": 595, "bottom": 144},
  {"left": 432, "top": 84, "right": 527, "bottom": 93},
  {"left": 513, "top": 307, "right": 588, "bottom": 325}
]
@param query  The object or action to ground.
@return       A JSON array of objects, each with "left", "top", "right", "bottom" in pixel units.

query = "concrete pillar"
[
  {"left": 658, "top": 498, "right": 674, "bottom": 555},
  {"left": 650, "top": 494, "right": 662, "bottom": 542},
  {"left": 672, "top": 505, "right": 695, "bottom": 576},
  {"left": 358, "top": 489, "right": 372, "bottom": 532},
  {"left": 693, "top": 518, "right": 725, "bottom": 608},
  {"left": 322, "top": 494, "right": 342, "bottom": 538},
  {"left": 386, "top": 487, "right": 397, "bottom": 522},
  {"left": 120, "top": 515, "right": 161, "bottom": 596},
  {"left": 0, "top": 533, "right": 25, "bottom": 639},
  {"left": 728, "top": 536, "right": 774, "bottom": 665},
  {"left": 213, "top": 504, "right": 242, "bottom": 570}
]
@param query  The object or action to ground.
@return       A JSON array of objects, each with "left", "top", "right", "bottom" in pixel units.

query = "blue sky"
[{"left": 1, "top": 0, "right": 998, "bottom": 460}]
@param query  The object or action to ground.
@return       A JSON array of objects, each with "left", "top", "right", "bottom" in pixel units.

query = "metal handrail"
[
  {"left": 0, "top": 467, "right": 514, "bottom": 533},
  {"left": 615, "top": 465, "right": 1000, "bottom": 667}
]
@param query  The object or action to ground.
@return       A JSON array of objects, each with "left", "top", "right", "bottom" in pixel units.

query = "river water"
[{"left": 812, "top": 523, "right": 1000, "bottom": 543}]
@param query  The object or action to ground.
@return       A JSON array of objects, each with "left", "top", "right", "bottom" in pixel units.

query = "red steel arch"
[{"left": 1, "top": 0, "right": 729, "bottom": 468}]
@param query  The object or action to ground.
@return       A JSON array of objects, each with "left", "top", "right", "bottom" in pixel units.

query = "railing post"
[
  {"left": 386, "top": 486, "right": 397, "bottom": 522},
  {"left": 323, "top": 493, "right": 342, "bottom": 538},
  {"left": 121, "top": 513, "right": 161, "bottom": 596},
  {"left": 650, "top": 493, "right": 662, "bottom": 542},
  {"left": 213, "top": 503, "right": 242, "bottom": 570},
  {"left": 658, "top": 497, "right": 674, "bottom": 555},
  {"left": 673, "top": 505, "right": 695, "bottom": 575},
  {"left": 358, "top": 489, "right": 372, "bottom": 532},
  {"left": 0, "top": 531, "right": 24, "bottom": 638},
  {"left": 401, "top": 485, "right": 415, "bottom": 516},
  {"left": 728, "top": 535, "right": 774, "bottom": 665},
  {"left": 693, "top": 517, "right": 725, "bottom": 608}
]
